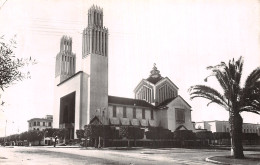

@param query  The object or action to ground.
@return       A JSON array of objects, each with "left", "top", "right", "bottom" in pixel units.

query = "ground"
[{"left": 0, "top": 146, "right": 260, "bottom": 165}]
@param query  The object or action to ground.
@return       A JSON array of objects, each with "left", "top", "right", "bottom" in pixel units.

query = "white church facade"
[{"left": 53, "top": 5, "right": 193, "bottom": 139}]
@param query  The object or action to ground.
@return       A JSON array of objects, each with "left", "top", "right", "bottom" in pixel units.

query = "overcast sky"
[{"left": 0, "top": 0, "right": 260, "bottom": 136}]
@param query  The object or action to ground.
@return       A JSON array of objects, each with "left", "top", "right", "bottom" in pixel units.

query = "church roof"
[
  {"left": 57, "top": 71, "right": 83, "bottom": 86},
  {"left": 156, "top": 96, "right": 192, "bottom": 109},
  {"left": 156, "top": 97, "right": 177, "bottom": 108},
  {"left": 146, "top": 63, "right": 164, "bottom": 84},
  {"left": 146, "top": 76, "right": 163, "bottom": 84},
  {"left": 108, "top": 96, "right": 154, "bottom": 108}
]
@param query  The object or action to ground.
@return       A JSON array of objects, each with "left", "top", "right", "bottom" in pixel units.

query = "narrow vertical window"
[
  {"left": 133, "top": 108, "right": 136, "bottom": 119},
  {"left": 123, "top": 106, "right": 127, "bottom": 118},
  {"left": 142, "top": 109, "right": 145, "bottom": 119},
  {"left": 43, "top": 122, "right": 45, "bottom": 126},
  {"left": 113, "top": 105, "right": 117, "bottom": 117},
  {"left": 49, "top": 122, "right": 51, "bottom": 127},
  {"left": 151, "top": 110, "right": 154, "bottom": 120},
  {"left": 176, "top": 109, "right": 185, "bottom": 123}
]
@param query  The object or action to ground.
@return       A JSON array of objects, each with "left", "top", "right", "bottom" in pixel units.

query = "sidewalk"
[
  {"left": 43, "top": 145, "right": 81, "bottom": 148},
  {"left": 206, "top": 154, "right": 260, "bottom": 165},
  {"left": 210, "top": 145, "right": 260, "bottom": 152}
]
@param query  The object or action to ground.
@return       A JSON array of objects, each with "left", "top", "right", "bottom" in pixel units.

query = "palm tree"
[{"left": 189, "top": 56, "right": 260, "bottom": 158}]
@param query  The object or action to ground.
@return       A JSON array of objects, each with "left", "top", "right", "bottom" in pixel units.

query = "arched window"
[{"left": 123, "top": 106, "right": 127, "bottom": 118}]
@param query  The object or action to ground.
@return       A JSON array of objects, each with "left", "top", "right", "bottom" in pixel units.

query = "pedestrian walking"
[{"left": 54, "top": 136, "right": 57, "bottom": 147}]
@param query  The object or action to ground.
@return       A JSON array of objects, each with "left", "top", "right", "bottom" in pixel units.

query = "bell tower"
[
  {"left": 82, "top": 5, "right": 109, "bottom": 124},
  {"left": 82, "top": 5, "right": 108, "bottom": 58},
  {"left": 55, "top": 36, "right": 76, "bottom": 84}
]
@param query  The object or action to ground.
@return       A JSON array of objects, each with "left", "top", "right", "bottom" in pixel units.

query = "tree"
[
  {"left": 76, "top": 129, "right": 85, "bottom": 139},
  {"left": 19, "top": 131, "right": 29, "bottom": 141},
  {"left": 55, "top": 128, "right": 69, "bottom": 142},
  {"left": 44, "top": 128, "right": 59, "bottom": 137},
  {"left": 27, "top": 130, "right": 44, "bottom": 145},
  {"left": 189, "top": 56, "right": 260, "bottom": 158},
  {"left": 0, "top": 36, "right": 36, "bottom": 105},
  {"left": 242, "top": 133, "right": 259, "bottom": 144},
  {"left": 173, "top": 130, "right": 196, "bottom": 141},
  {"left": 84, "top": 125, "right": 103, "bottom": 147},
  {"left": 195, "top": 131, "right": 213, "bottom": 145},
  {"left": 213, "top": 132, "right": 230, "bottom": 144}
]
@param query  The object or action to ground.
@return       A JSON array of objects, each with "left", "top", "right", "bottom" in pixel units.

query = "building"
[
  {"left": 28, "top": 115, "right": 53, "bottom": 131},
  {"left": 108, "top": 64, "right": 193, "bottom": 132},
  {"left": 53, "top": 5, "right": 193, "bottom": 139},
  {"left": 194, "top": 121, "right": 260, "bottom": 136}
]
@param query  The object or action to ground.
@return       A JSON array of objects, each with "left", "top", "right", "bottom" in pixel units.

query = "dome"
[{"left": 146, "top": 63, "right": 163, "bottom": 84}]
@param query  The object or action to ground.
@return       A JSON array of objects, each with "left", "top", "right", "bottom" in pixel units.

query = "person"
[{"left": 54, "top": 136, "right": 57, "bottom": 147}]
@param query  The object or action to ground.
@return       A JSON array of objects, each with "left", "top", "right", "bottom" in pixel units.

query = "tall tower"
[
  {"left": 55, "top": 36, "right": 76, "bottom": 83},
  {"left": 82, "top": 5, "right": 108, "bottom": 58},
  {"left": 82, "top": 5, "right": 109, "bottom": 124}
]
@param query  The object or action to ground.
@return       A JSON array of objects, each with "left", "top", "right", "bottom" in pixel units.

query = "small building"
[
  {"left": 28, "top": 115, "right": 53, "bottom": 131},
  {"left": 194, "top": 120, "right": 260, "bottom": 136}
]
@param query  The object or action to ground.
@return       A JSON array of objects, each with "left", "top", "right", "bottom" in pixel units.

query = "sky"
[{"left": 0, "top": 0, "right": 260, "bottom": 136}]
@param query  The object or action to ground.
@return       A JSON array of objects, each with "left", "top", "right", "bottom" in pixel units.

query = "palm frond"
[
  {"left": 240, "top": 67, "right": 260, "bottom": 114},
  {"left": 189, "top": 85, "right": 229, "bottom": 110},
  {"left": 244, "top": 67, "right": 260, "bottom": 90}
]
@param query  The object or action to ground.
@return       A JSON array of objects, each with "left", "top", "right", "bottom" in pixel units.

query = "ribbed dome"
[{"left": 146, "top": 63, "right": 163, "bottom": 84}]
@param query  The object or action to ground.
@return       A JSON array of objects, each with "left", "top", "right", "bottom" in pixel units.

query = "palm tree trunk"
[{"left": 229, "top": 113, "right": 244, "bottom": 158}]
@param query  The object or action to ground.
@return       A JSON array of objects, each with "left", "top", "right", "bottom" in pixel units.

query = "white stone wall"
[
  {"left": 82, "top": 53, "right": 108, "bottom": 124},
  {"left": 108, "top": 105, "right": 157, "bottom": 127},
  {"left": 53, "top": 72, "right": 88, "bottom": 138},
  {"left": 156, "top": 109, "right": 168, "bottom": 128},
  {"left": 134, "top": 78, "right": 179, "bottom": 106},
  {"left": 167, "top": 97, "right": 193, "bottom": 131},
  {"left": 28, "top": 119, "right": 53, "bottom": 131},
  {"left": 155, "top": 78, "right": 178, "bottom": 105}
]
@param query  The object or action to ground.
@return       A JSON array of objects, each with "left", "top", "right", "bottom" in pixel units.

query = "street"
[{"left": 0, "top": 146, "right": 245, "bottom": 165}]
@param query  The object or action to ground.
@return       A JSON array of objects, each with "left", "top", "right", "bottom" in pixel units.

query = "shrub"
[
  {"left": 213, "top": 132, "right": 230, "bottom": 140},
  {"left": 173, "top": 130, "right": 196, "bottom": 140},
  {"left": 196, "top": 131, "right": 213, "bottom": 140},
  {"left": 76, "top": 129, "right": 85, "bottom": 139}
]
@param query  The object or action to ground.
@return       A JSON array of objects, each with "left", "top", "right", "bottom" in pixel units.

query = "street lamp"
[{"left": 4, "top": 120, "right": 7, "bottom": 146}]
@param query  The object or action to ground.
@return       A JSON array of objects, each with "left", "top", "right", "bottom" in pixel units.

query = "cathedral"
[{"left": 53, "top": 5, "right": 193, "bottom": 139}]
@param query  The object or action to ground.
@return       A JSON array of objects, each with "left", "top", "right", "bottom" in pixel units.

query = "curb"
[{"left": 205, "top": 157, "right": 230, "bottom": 165}]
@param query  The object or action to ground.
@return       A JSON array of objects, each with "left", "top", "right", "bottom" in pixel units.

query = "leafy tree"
[
  {"left": 9, "top": 134, "right": 19, "bottom": 142},
  {"left": 0, "top": 36, "right": 36, "bottom": 105},
  {"left": 189, "top": 57, "right": 260, "bottom": 158},
  {"left": 213, "top": 132, "right": 230, "bottom": 140},
  {"left": 19, "top": 131, "right": 29, "bottom": 141},
  {"left": 242, "top": 133, "right": 259, "bottom": 144},
  {"left": 145, "top": 127, "right": 172, "bottom": 140},
  {"left": 0, "top": 137, "right": 4, "bottom": 144},
  {"left": 55, "top": 128, "right": 69, "bottom": 140},
  {"left": 196, "top": 131, "right": 213, "bottom": 145},
  {"left": 85, "top": 125, "right": 102, "bottom": 139},
  {"left": 27, "top": 130, "right": 44, "bottom": 145},
  {"left": 119, "top": 126, "right": 144, "bottom": 147},
  {"left": 76, "top": 129, "right": 85, "bottom": 139},
  {"left": 173, "top": 130, "right": 196, "bottom": 141},
  {"left": 195, "top": 131, "right": 213, "bottom": 140},
  {"left": 44, "top": 128, "right": 59, "bottom": 137},
  {"left": 84, "top": 125, "right": 103, "bottom": 147}
]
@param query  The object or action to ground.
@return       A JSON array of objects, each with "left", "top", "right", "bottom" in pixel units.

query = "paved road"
[{"left": 1, "top": 146, "right": 258, "bottom": 165}]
